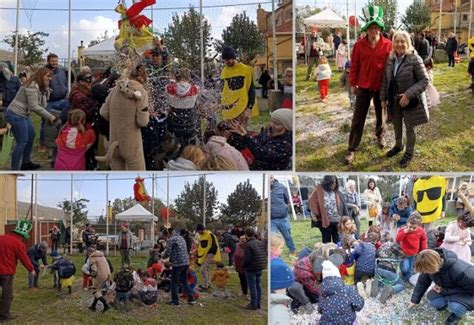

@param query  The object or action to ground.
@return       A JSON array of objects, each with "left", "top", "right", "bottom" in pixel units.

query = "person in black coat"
[
  {"left": 410, "top": 248, "right": 474, "bottom": 324},
  {"left": 0, "top": 63, "right": 21, "bottom": 111},
  {"left": 243, "top": 228, "right": 267, "bottom": 310},
  {"left": 258, "top": 70, "right": 272, "bottom": 99},
  {"left": 27, "top": 241, "right": 49, "bottom": 288},
  {"left": 416, "top": 33, "right": 430, "bottom": 60},
  {"left": 445, "top": 33, "right": 458, "bottom": 68}
]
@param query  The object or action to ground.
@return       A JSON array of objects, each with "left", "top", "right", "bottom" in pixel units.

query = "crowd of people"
[
  {"left": 0, "top": 41, "right": 293, "bottom": 171},
  {"left": 0, "top": 219, "right": 267, "bottom": 321},
  {"left": 270, "top": 175, "right": 474, "bottom": 324},
  {"left": 300, "top": 4, "right": 474, "bottom": 168}
]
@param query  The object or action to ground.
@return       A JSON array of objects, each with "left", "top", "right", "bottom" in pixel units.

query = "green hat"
[
  {"left": 12, "top": 220, "right": 33, "bottom": 240},
  {"left": 361, "top": 5, "right": 385, "bottom": 32}
]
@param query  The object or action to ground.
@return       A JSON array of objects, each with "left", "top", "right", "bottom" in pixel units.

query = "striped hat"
[{"left": 361, "top": 5, "right": 385, "bottom": 32}]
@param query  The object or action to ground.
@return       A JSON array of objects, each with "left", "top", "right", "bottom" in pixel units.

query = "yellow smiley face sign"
[
  {"left": 413, "top": 176, "right": 447, "bottom": 224},
  {"left": 220, "top": 62, "right": 259, "bottom": 120}
]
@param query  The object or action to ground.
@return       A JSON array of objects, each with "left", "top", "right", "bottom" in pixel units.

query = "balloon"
[
  {"left": 349, "top": 16, "right": 358, "bottom": 27},
  {"left": 160, "top": 207, "right": 174, "bottom": 220}
]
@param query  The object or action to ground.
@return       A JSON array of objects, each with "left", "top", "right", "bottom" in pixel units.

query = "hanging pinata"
[
  {"left": 114, "top": 0, "right": 156, "bottom": 53},
  {"left": 134, "top": 176, "right": 151, "bottom": 202}
]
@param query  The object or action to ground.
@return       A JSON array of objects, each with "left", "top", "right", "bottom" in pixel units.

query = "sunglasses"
[{"left": 416, "top": 187, "right": 442, "bottom": 202}]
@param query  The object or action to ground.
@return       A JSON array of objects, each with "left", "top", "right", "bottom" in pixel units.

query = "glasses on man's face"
[{"left": 83, "top": 76, "right": 93, "bottom": 83}]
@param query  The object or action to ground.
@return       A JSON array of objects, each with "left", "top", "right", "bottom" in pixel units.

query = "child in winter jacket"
[
  {"left": 165, "top": 68, "right": 200, "bottom": 149},
  {"left": 376, "top": 202, "right": 396, "bottom": 240},
  {"left": 351, "top": 232, "right": 376, "bottom": 284},
  {"left": 396, "top": 213, "right": 427, "bottom": 282},
  {"left": 54, "top": 109, "right": 96, "bottom": 170},
  {"left": 211, "top": 262, "right": 231, "bottom": 298},
  {"left": 313, "top": 57, "right": 332, "bottom": 101},
  {"left": 373, "top": 241, "right": 405, "bottom": 304},
  {"left": 318, "top": 260, "right": 364, "bottom": 325}
]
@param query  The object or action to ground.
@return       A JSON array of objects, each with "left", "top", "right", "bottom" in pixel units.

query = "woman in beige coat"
[
  {"left": 363, "top": 178, "right": 383, "bottom": 227},
  {"left": 88, "top": 249, "right": 111, "bottom": 312}
]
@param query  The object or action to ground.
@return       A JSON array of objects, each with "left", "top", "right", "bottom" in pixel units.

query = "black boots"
[{"left": 445, "top": 313, "right": 462, "bottom": 325}]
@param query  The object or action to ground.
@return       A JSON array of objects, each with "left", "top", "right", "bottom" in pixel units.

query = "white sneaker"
[{"left": 356, "top": 282, "right": 368, "bottom": 299}]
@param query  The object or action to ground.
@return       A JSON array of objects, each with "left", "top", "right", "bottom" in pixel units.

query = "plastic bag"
[{"left": 0, "top": 128, "right": 13, "bottom": 165}]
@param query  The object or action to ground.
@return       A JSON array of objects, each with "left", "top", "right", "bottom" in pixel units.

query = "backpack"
[
  {"left": 114, "top": 269, "right": 134, "bottom": 292},
  {"left": 58, "top": 259, "right": 76, "bottom": 279}
]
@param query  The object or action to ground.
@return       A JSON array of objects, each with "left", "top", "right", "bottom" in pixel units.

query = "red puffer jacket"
[{"left": 293, "top": 256, "right": 321, "bottom": 295}]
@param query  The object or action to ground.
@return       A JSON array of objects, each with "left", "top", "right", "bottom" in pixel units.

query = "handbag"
[
  {"left": 369, "top": 206, "right": 378, "bottom": 219},
  {"left": 0, "top": 128, "right": 14, "bottom": 165}
]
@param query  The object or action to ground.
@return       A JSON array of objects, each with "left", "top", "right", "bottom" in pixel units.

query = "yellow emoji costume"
[
  {"left": 197, "top": 230, "right": 222, "bottom": 265},
  {"left": 413, "top": 176, "right": 447, "bottom": 224},
  {"left": 220, "top": 62, "right": 259, "bottom": 120},
  {"left": 469, "top": 36, "right": 474, "bottom": 59}
]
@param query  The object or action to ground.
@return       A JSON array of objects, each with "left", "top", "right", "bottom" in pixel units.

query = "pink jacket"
[
  {"left": 55, "top": 124, "right": 96, "bottom": 170},
  {"left": 293, "top": 256, "right": 321, "bottom": 295},
  {"left": 205, "top": 136, "right": 249, "bottom": 170}
]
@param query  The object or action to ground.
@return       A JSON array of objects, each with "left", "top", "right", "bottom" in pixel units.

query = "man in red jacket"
[
  {"left": 0, "top": 220, "right": 35, "bottom": 322},
  {"left": 345, "top": 5, "right": 392, "bottom": 165}
]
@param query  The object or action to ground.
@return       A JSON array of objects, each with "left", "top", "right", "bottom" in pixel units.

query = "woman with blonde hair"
[
  {"left": 166, "top": 144, "right": 207, "bottom": 170},
  {"left": 5, "top": 67, "right": 56, "bottom": 170},
  {"left": 380, "top": 30, "right": 429, "bottom": 168},
  {"left": 410, "top": 248, "right": 474, "bottom": 324}
]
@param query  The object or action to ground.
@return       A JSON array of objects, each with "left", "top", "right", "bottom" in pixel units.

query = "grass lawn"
[
  {"left": 295, "top": 59, "right": 474, "bottom": 172},
  {"left": 275, "top": 214, "right": 474, "bottom": 324},
  {"left": 8, "top": 254, "right": 267, "bottom": 324},
  {"left": 0, "top": 108, "right": 271, "bottom": 171}
]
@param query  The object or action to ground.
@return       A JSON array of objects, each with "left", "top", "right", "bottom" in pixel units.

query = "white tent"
[
  {"left": 303, "top": 8, "right": 346, "bottom": 28},
  {"left": 82, "top": 37, "right": 116, "bottom": 59},
  {"left": 115, "top": 204, "right": 158, "bottom": 222}
]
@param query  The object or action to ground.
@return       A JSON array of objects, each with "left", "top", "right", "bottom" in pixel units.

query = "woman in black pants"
[{"left": 308, "top": 176, "right": 349, "bottom": 243}]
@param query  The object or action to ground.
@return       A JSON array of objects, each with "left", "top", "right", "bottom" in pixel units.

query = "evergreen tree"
[
  {"left": 401, "top": 2, "right": 431, "bottom": 33},
  {"left": 220, "top": 180, "right": 261, "bottom": 228}
]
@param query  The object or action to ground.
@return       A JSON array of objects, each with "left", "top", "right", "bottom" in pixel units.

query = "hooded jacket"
[
  {"left": 293, "top": 256, "right": 321, "bottom": 295},
  {"left": 351, "top": 242, "right": 376, "bottom": 274},
  {"left": 205, "top": 136, "right": 249, "bottom": 171},
  {"left": 166, "top": 158, "right": 198, "bottom": 171},
  {"left": 318, "top": 276, "right": 364, "bottom": 324},
  {"left": 89, "top": 250, "right": 111, "bottom": 289},
  {"left": 411, "top": 248, "right": 474, "bottom": 310}
]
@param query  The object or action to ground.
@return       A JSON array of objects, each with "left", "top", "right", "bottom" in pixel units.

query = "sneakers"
[
  {"left": 167, "top": 301, "right": 181, "bottom": 307},
  {"left": 344, "top": 151, "right": 354, "bottom": 165},
  {"left": 379, "top": 286, "right": 394, "bottom": 304},
  {"left": 377, "top": 137, "right": 386, "bottom": 149},
  {"left": 242, "top": 303, "right": 258, "bottom": 310},
  {"left": 38, "top": 145, "right": 46, "bottom": 153},
  {"left": 386, "top": 146, "right": 403, "bottom": 158},
  {"left": 20, "top": 162, "right": 41, "bottom": 170},
  {"left": 445, "top": 313, "right": 462, "bottom": 325},
  {"left": 400, "top": 153, "right": 413, "bottom": 168},
  {"left": 370, "top": 279, "right": 379, "bottom": 298},
  {"left": 356, "top": 282, "right": 368, "bottom": 299},
  {"left": 365, "top": 279, "right": 373, "bottom": 298}
]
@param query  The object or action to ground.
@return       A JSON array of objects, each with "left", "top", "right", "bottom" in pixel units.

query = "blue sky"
[
  {"left": 16, "top": 172, "right": 268, "bottom": 217},
  {"left": 0, "top": 0, "right": 273, "bottom": 59}
]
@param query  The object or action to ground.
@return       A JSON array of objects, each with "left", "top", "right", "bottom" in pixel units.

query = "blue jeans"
[
  {"left": 400, "top": 256, "right": 415, "bottom": 281},
  {"left": 271, "top": 217, "right": 296, "bottom": 253},
  {"left": 28, "top": 264, "right": 40, "bottom": 288},
  {"left": 5, "top": 109, "right": 35, "bottom": 170},
  {"left": 116, "top": 291, "right": 130, "bottom": 304},
  {"left": 170, "top": 265, "right": 194, "bottom": 305},
  {"left": 40, "top": 99, "right": 69, "bottom": 144},
  {"left": 375, "top": 267, "right": 404, "bottom": 293},
  {"left": 245, "top": 270, "right": 262, "bottom": 308},
  {"left": 428, "top": 294, "right": 468, "bottom": 318}
]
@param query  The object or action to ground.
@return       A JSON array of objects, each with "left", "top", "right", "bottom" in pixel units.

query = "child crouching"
[
  {"left": 114, "top": 265, "right": 135, "bottom": 309},
  {"left": 211, "top": 262, "right": 231, "bottom": 298},
  {"left": 318, "top": 260, "right": 364, "bottom": 324},
  {"left": 49, "top": 251, "right": 76, "bottom": 294}
]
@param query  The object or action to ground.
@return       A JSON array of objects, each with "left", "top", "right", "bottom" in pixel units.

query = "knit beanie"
[
  {"left": 322, "top": 260, "right": 341, "bottom": 279},
  {"left": 271, "top": 108, "right": 293, "bottom": 131},
  {"left": 221, "top": 46, "right": 236, "bottom": 60},
  {"left": 271, "top": 257, "right": 295, "bottom": 291}
]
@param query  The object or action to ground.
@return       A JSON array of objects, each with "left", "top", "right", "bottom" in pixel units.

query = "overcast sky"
[
  {"left": 17, "top": 172, "right": 268, "bottom": 217},
  {"left": 0, "top": 0, "right": 273, "bottom": 59}
]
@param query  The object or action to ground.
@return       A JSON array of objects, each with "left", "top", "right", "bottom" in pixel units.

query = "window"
[{"left": 462, "top": 14, "right": 468, "bottom": 21}]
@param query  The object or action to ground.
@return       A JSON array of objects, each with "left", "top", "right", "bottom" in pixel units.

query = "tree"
[
  {"left": 361, "top": 0, "right": 398, "bottom": 31},
  {"left": 401, "top": 2, "right": 431, "bottom": 33},
  {"left": 163, "top": 7, "right": 212, "bottom": 71},
  {"left": 295, "top": 6, "right": 321, "bottom": 33},
  {"left": 174, "top": 176, "right": 218, "bottom": 228},
  {"left": 88, "top": 31, "right": 109, "bottom": 47},
  {"left": 220, "top": 180, "right": 261, "bottom": 228},
  {"left": 215, "top": 12, "right": 264, "bottom": 64},
  {"left": 2, "top": 31, "right": 49, "bottom": 67},
  {"left": 58, "top": 198, "right": 90, "bottom": 228}
]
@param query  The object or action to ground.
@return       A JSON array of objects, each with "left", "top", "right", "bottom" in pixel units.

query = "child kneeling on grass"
[
  {"left": 211, "top": 262, "right": 231, "bottom": 298},
  {"left": 351, "top": 232, "right": 376, "bottom": 298},
  {"left": 114, "top": 265, "right": 135, "bottom": 309},
  {"left": 318, "top": 260, "right": 364, "bottom": 324},
  {"left": 49, "top": 251, "right": 76, "bottom": 294}
]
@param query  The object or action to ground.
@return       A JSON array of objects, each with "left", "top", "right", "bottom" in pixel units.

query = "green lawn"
[
  {"left": 295, "top": 60, "right": 474, "bottom": 172},
  {"left": 8, "top": 254, "right": 267, "bottom": 324}
]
